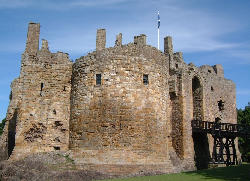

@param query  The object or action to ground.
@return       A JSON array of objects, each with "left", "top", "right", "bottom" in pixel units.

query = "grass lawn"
[{"left": 103, "top": 163, "right": 250, "bottom": 181}]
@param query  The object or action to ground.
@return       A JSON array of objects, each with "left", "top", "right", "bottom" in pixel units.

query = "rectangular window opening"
[
  {"left": 54, "top": 146, "right": 60, "bottom": 150},
  {"left": 96, "top": 74, "right": 101, "bottom": 85},
  {"left": 143, "top": 74, "right": 149, "bottom": 85}
]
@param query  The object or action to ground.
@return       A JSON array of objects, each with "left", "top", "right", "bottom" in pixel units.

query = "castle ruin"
[{"left": 0, "top": 22, "right": 240, "bottom": 174}]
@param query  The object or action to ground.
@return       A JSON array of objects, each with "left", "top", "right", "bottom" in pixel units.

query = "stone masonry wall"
[
  {"left": 70, "top": 39, "right": 172, "bottom": 165},
  {"left": 12, "top": 54, "right": 72, "bottom": 158},
  {"left": 1, "top": 23, "right": 73, "bottom": 159},
  {"left": 169, "top": 71, "right": 184, "bottom": 159},
  {"left": 0, "top": 78, "right": 22, "bottom": 161},
  {"left": 170, "top": 50, "right": 240, "bottom": 166}
]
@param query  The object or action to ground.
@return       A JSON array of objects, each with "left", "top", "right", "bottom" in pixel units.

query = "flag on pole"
[{"left": 158, "top": 11, "right": 160, "bottom": 28}]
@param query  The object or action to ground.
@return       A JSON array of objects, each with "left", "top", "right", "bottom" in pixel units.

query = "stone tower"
[
  {"left": 70, "top": 31, "right": 171, "bottom": 166},
  {"left": 25, "top": 22, "right": 40, "bottom": 55},
  {"left": 0, "top": 22, "right": 73, "bottom": 160}
]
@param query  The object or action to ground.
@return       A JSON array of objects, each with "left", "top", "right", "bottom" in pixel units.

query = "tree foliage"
[
  {"left": 237, "top": 102, "right": 250, "bottom": 162},
  {"left": 0, "top": 118, "right": 6, "bottom": 136}
]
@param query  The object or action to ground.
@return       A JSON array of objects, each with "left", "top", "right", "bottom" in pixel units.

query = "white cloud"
[
  {"left": 228, "top": 50, "right": 250, "bottom": 63},
  {"left": 0, "top": 0, "right": 245, "bottom": 56},
  {"left": 0, "top": 0, "right": 129, "bottom": 9},
  {"left": 0, "top": 0, "right": 34, "bottom": 8},
  {"left": 70, "top": 0, "right": 128, "bottom": 7},
  {"left": 156, "top": 3, "right": 241, "bottom": 52}
]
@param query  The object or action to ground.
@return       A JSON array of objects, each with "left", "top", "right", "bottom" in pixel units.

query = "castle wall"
[
  {"left": 70, "top": 38, "right": 173, "bottom": 165},
  {"left": 198, "top": 65, "right": 240, "bottom": 160},
  {"left": 13, "top": 53, "right": 72, "bottom": 157},
  {"left": 199, "top": 65, "right": 236, "bottom": 124},
  {"left": 169, "top": 50, "right": 240, "bottom": 168},
  {"left": 169, "top": 72, "right": 184, "bottom": 159},
  {"left": 0, "top": 78, "right": 22, "bottom": 161},
  {"left": 1, "top": 23, "right": 73, "bottom": 159},
  {"left": 166, "top": 39, "right": 196, "bottom": 169}
]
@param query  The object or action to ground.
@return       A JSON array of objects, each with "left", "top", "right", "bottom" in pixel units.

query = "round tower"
[{"left": 69, "top": 31, "right": 171, "bottom": 164}]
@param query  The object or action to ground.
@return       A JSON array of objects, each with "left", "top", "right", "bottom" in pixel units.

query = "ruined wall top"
[
  {"left": 22, "top": 22, "right": 72, "bottom": 66},
  {"left": 134, "top": 34, "right": 146, "bottom": 46},
  {"left": 115, "top": 33, "right": 122, "bottom": 47},
  {"left": 96, "top": 29, "right": 106, "bottom": 51},
  {"left": 25, "top": 22, "right": 40, "bottom": 55},
  {"left": 22, "top": 22, "right": 227, "bottom": 82},
  {"left": 164, "top": 36, "right": 173, "bottom": 55}
]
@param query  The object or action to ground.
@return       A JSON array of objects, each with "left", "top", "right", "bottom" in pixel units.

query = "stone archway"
[{"left": 192, "top": 76, "right": 210, "bottom": 169}]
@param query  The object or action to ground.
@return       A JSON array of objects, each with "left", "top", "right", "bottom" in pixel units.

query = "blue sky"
[{"left": 0, "top": 0, "right": 250, "bottom": 121}]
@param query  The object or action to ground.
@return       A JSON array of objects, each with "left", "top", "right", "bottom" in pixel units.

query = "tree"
[
  {"left": 237, "top": 102, "right": 250, "bottom": 162},
  {"left": 0, "top": 118, "right": 6, "bottom": 136}
]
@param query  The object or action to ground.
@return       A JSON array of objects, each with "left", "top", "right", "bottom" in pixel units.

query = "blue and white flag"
[{"left": 158, "top": 11, "right": 160, "bottom": 28}]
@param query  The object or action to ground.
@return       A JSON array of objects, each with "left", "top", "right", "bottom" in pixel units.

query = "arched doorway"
[{"left": 192, "top": 76, "right": 210, "bottom": 169}]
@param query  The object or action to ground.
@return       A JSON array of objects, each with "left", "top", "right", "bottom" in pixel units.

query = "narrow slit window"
[
  {"left": 96, "top": 74, "right": 101, "bottom": 85},
  {"left": 40, "top": 83, "right": 44, "bottom": 96},
  {"left": 143, "top": 74, "right": 149, "bottom": 85},
  {"left": 41, "top": 83, "right": 44, "bottom": 91}
]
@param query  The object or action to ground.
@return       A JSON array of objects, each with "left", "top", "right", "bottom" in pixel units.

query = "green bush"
[
  {"left": 0, "top": 118, "right": 6, "bottom": 135},
  {"left": 237, "top": 102, "right": 250, "bottom": 163}
]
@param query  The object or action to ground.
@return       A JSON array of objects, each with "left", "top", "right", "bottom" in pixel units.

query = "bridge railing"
[{"left": 191, "top": 120, "right": 250, "bottom": 136}]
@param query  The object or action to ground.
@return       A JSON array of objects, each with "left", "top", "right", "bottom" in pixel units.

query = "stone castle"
[{"left": 0, "top": 22, "right": 240, "bottom": 173}]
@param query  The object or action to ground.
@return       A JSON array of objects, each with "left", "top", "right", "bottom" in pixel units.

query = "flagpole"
[
  {"left": 158, "top": 26, "right": 160, "bottom": 50},
  {"left": 157, "top": 11, "right": 160, "bottom": 50}
]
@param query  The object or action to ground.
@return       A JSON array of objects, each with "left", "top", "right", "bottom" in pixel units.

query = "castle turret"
[
  {"left": 115, "top": 33, "right": 122, "bottom": 47},
  {"left": 164, "top": 36, "right": 173, "bottom": 55},
  {"left": 25, "top": 22, "right": 40, "bottom": 55},
  {"left": 134, "top": 34, "right": 146, "bottom": 46},
  {"left": 96, "top": 29, "right": 106, "bottom": 51},
  {"left": 41, "top": 39, "right": 49, "bottom": 51},
  {"left": 213, "top": 64, "right": 224, "bottom": 77}
]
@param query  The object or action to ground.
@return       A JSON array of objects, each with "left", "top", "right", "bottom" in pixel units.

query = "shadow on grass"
[{"left": 185, "top": 163, "right": 250, "bottom": 181}]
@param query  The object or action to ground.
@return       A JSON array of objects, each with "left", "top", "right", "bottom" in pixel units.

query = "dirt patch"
[{"left": 0, "top": 152, "right": 109, "bottom": 181}]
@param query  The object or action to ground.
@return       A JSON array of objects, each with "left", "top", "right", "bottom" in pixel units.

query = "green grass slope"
[{"left": 103, "top": 163, "right": 250, "bottom": 181}]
